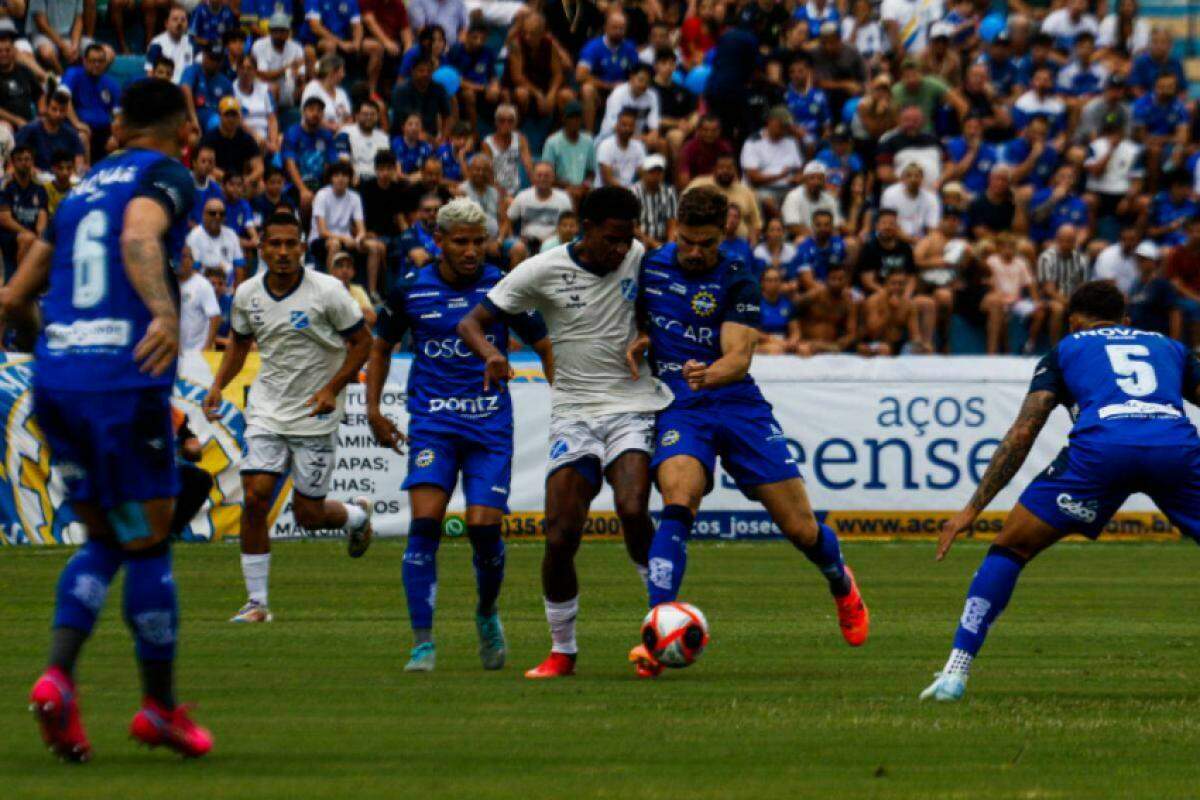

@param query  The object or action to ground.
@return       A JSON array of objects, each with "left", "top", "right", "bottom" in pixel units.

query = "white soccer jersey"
[
  {"left": 231, "top": 269, "right": 364, "bottom": 436},
  {"left": 485, "top": 240, "right": 672, "bottom": 420}
]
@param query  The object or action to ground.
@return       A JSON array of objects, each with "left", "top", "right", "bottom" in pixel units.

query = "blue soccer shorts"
[
  {"left": 1019, "top": 439, "right": 1200, "bottom": 540},
  {"left": 33, "top": 384, "right": 179, "bottom": 510},
  {"left": 650, "top": 398, "right": 801, "bottom": 495},
  {"left": 403, "top": 425, "right": 512, "bottom": 512}
]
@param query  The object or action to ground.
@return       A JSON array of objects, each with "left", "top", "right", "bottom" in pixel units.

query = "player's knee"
[
  {"left": 781, "top": 515, "right": 820, "bottom": 548},
  {"left": 242, "top": 484, "right": 274, "bottom": 514}
]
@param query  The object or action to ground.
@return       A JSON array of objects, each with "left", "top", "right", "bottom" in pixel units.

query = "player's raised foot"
[
  {"left": 346, "top": 496, "right": 373, "bottom": 559},
  {"left": 628, "top": 643, "right": 663, "bottom": 679},
  {"left": 919, "top": 672, "right": 968, "bottom": 702},
  {"left": 129, "top": 699, "right": 213, "bottom": 758},
  {"left": 475, "top": 612, "right": 506, "bottom": 670},
  {"left": 524, "top": 651, "right": 576, "bottom": 679},
  {"left": 29, "top": 667, "right": 91, "bottom": 763},
  {"left": 404, "top": 642, "right": 436, "bottom": 672},
  {"left": 229, "top": 599, "right": 273, "bottom": 623},
  {"left": 834, "top": 566, "right": 870, "bottom": 647}
]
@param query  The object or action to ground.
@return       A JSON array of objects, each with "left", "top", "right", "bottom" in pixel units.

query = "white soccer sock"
[
  {"left": 342, "top": 502, "right": 368, "bottom": 532},
  {"left": 544, "top": 596, "right": 579, "bottom": 655},
  {"left": 242, "top": 553, "right": 271, "bottom": 605},
  {"left": 943, "top": 648, "right": 973, "bottom": 677}
]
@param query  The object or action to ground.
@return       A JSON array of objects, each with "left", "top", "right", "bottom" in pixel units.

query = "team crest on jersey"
[
  {"left": 290, "top": 311, "right": 310, "bottom": 330},
  {"left": 550, "top": 439, "right": 569, "bottom": 459},
  {"left": 660, "top": 429, "right": 680, "bottom": 446},
  {"left": 619, "top": 278, "right": 637, "bottom": 301},
  {"left": 691, "top": 291, "right": 717, "bottom": 317},
  {"left": 415, "top": 449, "right": 436, "bottom": 468}
]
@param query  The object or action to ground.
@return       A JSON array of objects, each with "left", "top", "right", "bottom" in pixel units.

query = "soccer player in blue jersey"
[
  {"left": 625, "top": 187, "right": 870, "bottom": 677},
  {"left": 923, "top": 280, "right": 1200, "bottom": 701},
  {"left": 365, "top": 199, "right": 553, "bottom": 672},
  {"left": 1, "top": 78, "right": 213, "bottom": 761}
]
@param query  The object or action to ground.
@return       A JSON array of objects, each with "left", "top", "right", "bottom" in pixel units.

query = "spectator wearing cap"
[
  {"left": 1041, "top": 0, "right": 1099, "bottom": 53},
  {"left": 0, "top": 144, "right": 47, "bottom": 279},
  {"left": 1129, "top": 27, "right": 1184, "bottom": 97},
  {"left": 1076, "top": 73, "right": 1131, "bottom": 145},
  {"left": 233, "top": 52, "right": 279, "bottom": 153},
  {"left": 1146, "top": 170, "right": 1198, "bottom": 249},
  {"left": 360, "top": 0, "right": 412, "bottom": 93},
  {"left": 594, "top": 108, "right": 644, "bottom": 189},
  {"left": 1093, "top": 226, "right": 1140, "bottom": 294},
  {"left": 1128, "top": 240, "right": 1177, "bottom": 337},
  {"left": 1083, "top": 113, "right": 1143, "bottom": 241},
  {"left": 391, "top": 55, "right": 453, "bottom": 141},
  {"left": 15, "top": 90, "right": 85, "bottom": 174},
  {"left": 893, "top": 57, "right": 968, "bottom": 134},
  {"left": 632, "top": 154, "right": 676, "bottom": 250},
  {"left": 1029, "top": 164, "right": 1089, "bottom": 247},
  {"left": 407, "top": 0, "right": 468, "bottom": 45},
  {"left": 507, "top": 162, "right": 573, "bottom": 253},
  {"left": 190, "top": 0, "right": 237, "bottom": 49},
  {"left": 336, "top": 98, "right": 389, "bottom": 181},
  {"left": 784, "top": 53, "right": 831, "bottom": 153},
  {"left": 577, "top": 10, "right": 640, "bottom": 133},
  {"left": 301, "top": 0, "right": 383, "bottom": 87},
  {"left": 189, "top": 144, "right": 224, "bottom": 226},
  {"left": 504, "top": 11, "right": 571, "bottom": 125},
  {"left": 446, "top": 22, "right": 501, "bottom": 129},
  {"left": 740, "top": 106, "right": 803, "bottom": 218},
  {"left": 677, "top": 115, "right": 732, "bottom": 190},
  {"left": 60, "top": 43, "right": 116, "bottom": 165},
  {"left": 146, "top": 5, "right": 197, "bottom": 83},
  {"left": 944, "top": 115, "right": 1001, "bottom": 197},
  {"left": 919, "top": 22, "right": 963, "bottom": 88},
  {"left": 0, "top": 22, "right": 42, "bottom": 131},
  {"left": 201, "top": 95, "right": 263, "bottom": 187},
  {"left": 252, "top": 12, "right": 306, "bottom": 108},
  {"left": 182, "top": 42, "right": 235, "bottom": 133},
  {"left": 542, "top": 101, "right": 596, "bottom": 207},
  {"left": 184, "top": 196, "right": 246, "bottom": 287},
  {"left": 781, "top": 161, "right": 840, "bottom": 241},
  {"left": 687, "top": 153, "right": 762, "bottom": 243},
  {"left": 283, "top": 95, "right": 338, "bottom": 215}
]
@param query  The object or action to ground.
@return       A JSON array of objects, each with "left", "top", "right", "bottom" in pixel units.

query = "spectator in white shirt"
[
  {"left": 740, "top": 106, "right": 805, "bottom": 216},
  {"left": 144, "top": 5, "right": 196, "bottom": 83},
  {"left": 311, "top": 161, "right": 370, "bottom": 274},
  {"left": 301, "top": 54, "right": 353, "bottom": 132},
  {"left": 598, "top": 63, "right": 661, "bottom": 150},
  {"left": 184, "top": 197, "right": 247, "bottom": 287},
  {"left": 234, "top": 53, "right": 279, "bottom": 153},
  {"left": 782, "top": 161, "right": 842, "bottom": 240},
  {"left": 507, "top": 162, "right": 574, "bottom": 248},
  {"left": 1092, "top": 226, "right": 1140, "bottom": 294},
  {"left": 252, "top": 12, "right": 306, "bottom": 108},
  {"left": 336, "top": 99, "right": 390, "bottom": 181},
  {"left": 1041, "top": 0, "right": 1099, "bottom": 49},
  {"left": 880, "top": 162, "right": 941, "bottom": 241},
  {"left": 177, "top": 253, "right": 223, "bottom": 385},
  {"left": 595, "top": 109, "right": 646, "bottom": 188}
]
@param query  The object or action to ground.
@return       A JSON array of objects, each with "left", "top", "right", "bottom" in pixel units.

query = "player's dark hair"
[
  {"left": 119, "top": 78, "right": 188, "bottom": 134},
  {"left": 1067, "top": 280, "right": 1125, "bottom": 323},
  {"left": 677, "top": 187, "right": 728, "bottom": 228},
  {"left": 262, "top": 210, "right": 302, "bottom": 236},
  {"left": 579, "top": 186, "right": 640, "bottom": 225}
]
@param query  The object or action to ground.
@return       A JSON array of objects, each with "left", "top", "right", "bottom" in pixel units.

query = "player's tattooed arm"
[
  {"left": 937, "top": 389, "right": 1058, "bottom": 560},
  {"left": 123, "top": 198, "right": 180, "bottom": 376}
]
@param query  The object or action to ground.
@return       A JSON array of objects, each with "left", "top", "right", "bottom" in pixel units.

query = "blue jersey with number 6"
[
  {"left": 35, "top": 148, "right": 195, "bottom": 391},
  {"left": 1030, "top": 326, "right": 1200, "bottom": 447}
]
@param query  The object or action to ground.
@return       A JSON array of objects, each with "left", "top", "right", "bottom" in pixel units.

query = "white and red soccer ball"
[{"left": 640, "top": 602, "right": 710, "bottom": 668}]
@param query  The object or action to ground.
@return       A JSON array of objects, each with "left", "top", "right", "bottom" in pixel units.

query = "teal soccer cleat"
[
  {"left": 404, "top": 642, "right": 436, "bottom": 672},
  {"left": 919, "top": 672, "right": 968, "bottom": 702},
  {"left": 476, "top": 612, "right": 507, "bottom": 670}
]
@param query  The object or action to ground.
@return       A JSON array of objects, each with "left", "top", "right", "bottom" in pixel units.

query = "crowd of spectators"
[{"left": 0, "top": 0, "right": 1198, "bottom": 358}]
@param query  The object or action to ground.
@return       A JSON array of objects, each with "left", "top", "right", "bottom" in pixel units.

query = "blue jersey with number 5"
[
  {"left": 1030, "top": 326, "right": 1200, "bottom": 446},
  {"left": 35, "top": 148, "right": 195, "bottom": 391}
]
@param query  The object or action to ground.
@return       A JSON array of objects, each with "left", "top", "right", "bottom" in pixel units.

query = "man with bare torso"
[
  {"left": 859, "top": 269, "right": 924, "bottom": 355},
  {"left": 793, "top": 264, "right": 859, "bottom": 355}
]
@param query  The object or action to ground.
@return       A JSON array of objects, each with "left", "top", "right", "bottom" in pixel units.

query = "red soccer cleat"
[
  {"left": 628, "top": 643, "right": 663, "bottom": 679},
  {"left": 524, "top": 651, "right": 576, "bottom": 679},
  {"left": 130, "top": 699, "right": 213, "bottom": 758},
  {"left": 29, "top": 667, "right": 91, "bottom": 763},
  {"left": 835, "top": 566, "right": 870, "bottom": 647}
]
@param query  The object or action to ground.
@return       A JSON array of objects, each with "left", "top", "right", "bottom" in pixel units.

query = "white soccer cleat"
[
  {"left": 346, "top": 496, "right": 373, "bottom": 559},
  {"left": 919, "top": 672, "right": 967, "bottom": 702},
  {"left": 230, "top": 600, "right": 274, "bottom": 623}
]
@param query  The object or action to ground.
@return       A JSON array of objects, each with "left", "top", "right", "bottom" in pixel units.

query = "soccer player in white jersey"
[
  {"left": 203, "top": 212, "right": 374, "bottom": 623},
  {"left": 459, "top": 186, "right": 674, "bottom": 678}
]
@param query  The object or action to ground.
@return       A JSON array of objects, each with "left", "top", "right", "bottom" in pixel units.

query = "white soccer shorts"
[
  {"left": 241, "top": 424, "right": 338, "bottom": 499},
  {"left": 545, "top": 411, "right": 656, "bottom": 481}
]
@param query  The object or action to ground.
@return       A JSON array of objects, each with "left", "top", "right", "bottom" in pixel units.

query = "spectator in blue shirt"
[
  {"left": 398, "top": 24, "right": 446, "bottom": 80},
  {"left": 190, "top": 0, "right": 239, "bottom": 48},
  {"left": 181, "top": 43, "right": 235, "bottom": 133},
  {"left": 446, "top": 21, "right": 500, "bottom": 129},
  {"left": 944, "top": 115, "right": 1001, "bottom": 196},
  {"left": 790, "top": 210, "right": 848, "bottom": 291},
  {"left": 190, "top": 144, "right": 226, "bottom": 226},
  {"left": 784, "top": 53, "right": 830, "bottom": 151},
  {"left": 14, "top": 91, "right": 85, "bottom": 173},
  {"left": 1013, "top": 32, "right": 1059, "bottom": 92},
  {"left": 977, "top": 34, "right": 1020, "bottom": 97},
  {"left": 719, "top": 203, "right": 755, "bottom": 269},
  {"left": 576, "top": 10, "right": 640, "bottom": 131},
  {"left": 391, "top": 111, "right": 434, "bottom": 175},
  {"left": 1129, "top": 28, "right": 1185, "bottom": 97},
  {"left": 1132, "top": 72, "right": 1190, "bottom": 180},
  {"left": 1146, "top": 171, "right": 1198, "bottom": 248},
  {"left": 0, "top": 146, "right": 48, "bottom": 279},
  {"left": 60, "top": 43, "right": 117, "bottom": 165},
  {"left": 1002, "top": 115, "right": 1061, "bottom": 190},
  {"left": 283, "top": 95, "right": 337, "bottom": 214},
  {"left": 1029, "top": 165, "right": 1090, "bottom": 244},
  {"left": 813, "top": 126, "right": 863, "bottom": 189},
  {"left": 221, "top": 170, "right": 260, "bottom": 260}
]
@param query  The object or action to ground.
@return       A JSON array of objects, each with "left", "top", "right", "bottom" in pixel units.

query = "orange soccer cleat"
[
  {"left": 130, "top": 699, "right": 214, "bottom": 758},
  {"left": 524, "top": 651, "right": 576, "bottom": 679},
  {"left": 628, "top": 643, "right": 663, "bottom": 679},
  {"left": 29, "top": 667, "right": 91, "bottom": 763},
  {"left": 835, "top": 566, "right": 870, "bottom": 647}
]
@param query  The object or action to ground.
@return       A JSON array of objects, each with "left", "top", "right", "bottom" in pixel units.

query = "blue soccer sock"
[
  {"left": 647, "top": 505, "right": 693, "bottom": 607},
  {"left": 49, "top": 538, "right": 124, "bottom": 675},
  {"left": 950, "top": 545, "right": 1028, "bottom": 662},
  {"left": 123, "top": 541, "right": 179, "bottom": 708},
  {"left": 468, "top": 523, "right": 505, "bottom": 616},
  {"left": 402, "top": 518, "right": 441, "bottom": 640},
  {"left": 798, "top": 524, "right": 851, "bottom": 597}
]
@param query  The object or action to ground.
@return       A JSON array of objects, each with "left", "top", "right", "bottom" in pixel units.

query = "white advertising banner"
[{"left": 271, "top": 355, "right": 1188, "bottom": 541}]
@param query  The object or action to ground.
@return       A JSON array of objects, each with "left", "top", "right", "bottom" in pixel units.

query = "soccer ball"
[{"left": 641, "top": 602, "right": 710, "bottom": 668}]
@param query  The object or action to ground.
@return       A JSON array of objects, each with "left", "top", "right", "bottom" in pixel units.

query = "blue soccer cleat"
[
  {"left": 475, "top": 612, "right": 506, "bottom": 670},
  {"left": 404, "top": 642, "right": 436, "bottom": 672},
  {"left": 919, "top": 672, "right": 968, "bottom": 702}
]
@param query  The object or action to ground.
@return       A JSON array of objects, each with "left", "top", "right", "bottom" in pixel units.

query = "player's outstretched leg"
[
  {"left": 30, "top": 537, "right": 123, "bottom": 762},
  {"left": 402, "top": 517, "right": 441, "bottom": 672},
  {"left": 922, "top": 504, "right": 1060, "bottom": 702},
  {"left": 468, "top": 521, "right": 507, "bottom": 670}
]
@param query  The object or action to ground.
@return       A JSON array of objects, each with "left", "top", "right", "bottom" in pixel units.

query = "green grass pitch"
[{"left": 2, "top": 538, "right": 1200, "bottom": 799}]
